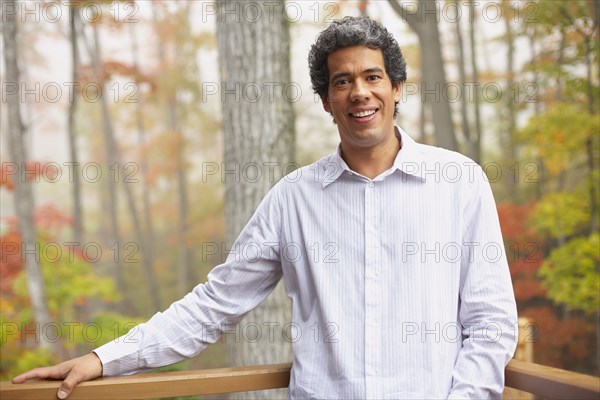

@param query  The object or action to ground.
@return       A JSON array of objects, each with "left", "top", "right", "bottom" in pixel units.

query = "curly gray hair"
[{"left": 308, "top": 16, "right": 407, "bottom": 117}]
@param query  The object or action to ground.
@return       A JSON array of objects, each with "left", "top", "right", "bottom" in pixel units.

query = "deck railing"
[{"left": 1, "top": 359, "right": 599, "bottom": 400}]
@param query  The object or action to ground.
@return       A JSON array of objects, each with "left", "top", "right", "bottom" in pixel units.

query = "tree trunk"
[
  {"left": 559, "top": 1, "right": 599, "bottom": 234},
  {"left": 87, "top": 23, "right": 128, "bottom": 311},
  {"left": 468, "top": 0, "right": 482, "bottom": 163},
  {"left": 68, "top": 4, "right": 83, "bottom": 244},
  {"left": 419, "top": 92, "right": 426, "bottom": 143},
  {"left": 129, "top": 22, "right": 162, "bottom": 311},
  {"left": 503, "top": 7, "right": 518, "bottom": 199},
  {"left": 526, "top": 24, "right": 544, "bottom": 200},
  {"left": 216, "top": 1, "right": 295, "bottom": 398},
  {"left": 2, "top": 0, "right": 57, "bottom": 352},
  {"left": 555, "top": 27, "right": 566, "bottom": 103},
  {"left": 453, "top": 1, "right": 473, "bottom": 158},
  {"left": 87, "top": 23, "right": 161, "bottom": 313},
  {"left": 388, "top": 0, "right": 458, "bottom": 151},
  {"left": 152, "top": 3, "right": 193, "bottom": 298},
  {"left": 175, "top": 144, "right": 192, "bottom": 295},
  {"left": 583, "top": 34, "right": 598, "bottom": 233}
]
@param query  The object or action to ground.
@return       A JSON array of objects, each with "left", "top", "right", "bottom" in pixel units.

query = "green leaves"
[
  {"left": 12, "top": 239, "right": 119, "bottom": 321},
  {"left": 518, "top": 104, "right": 598, "bottom": 176},
  {"left": 529, "top": 190, "right": 590, "bottom": 239},
  {"left": 539, "top": 233, "right": 600, "bottom": 313}
]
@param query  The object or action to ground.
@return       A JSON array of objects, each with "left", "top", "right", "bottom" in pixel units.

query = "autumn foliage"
[{"left": 497, "top": 201, "right": 598, "bottom": 372}]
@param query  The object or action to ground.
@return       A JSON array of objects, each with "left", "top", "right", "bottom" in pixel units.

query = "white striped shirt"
[{"left": 95, "top": 127, "right": 518, "bottom": 399}]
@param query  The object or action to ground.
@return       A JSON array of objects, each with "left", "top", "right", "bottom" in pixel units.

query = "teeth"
[{"left": 352, "top": 110, "right": 376, "bottom": 118}]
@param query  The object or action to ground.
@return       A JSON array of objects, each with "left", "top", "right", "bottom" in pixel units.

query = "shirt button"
[{"left": 369, "top": 182, "right": 374, "bottom": 187}]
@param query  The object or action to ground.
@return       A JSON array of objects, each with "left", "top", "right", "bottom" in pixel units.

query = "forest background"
[{"left": 1, "top": 0, "right": 598, "bottom": 396}]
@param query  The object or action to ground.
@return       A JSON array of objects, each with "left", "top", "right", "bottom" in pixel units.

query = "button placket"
[{"left": 364, "top": 181, "right": 382, "bottom": 398}]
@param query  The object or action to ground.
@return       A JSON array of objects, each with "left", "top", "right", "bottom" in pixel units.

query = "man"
[{"left": 14, "top": 16, "right": 517, "bottom": 399}]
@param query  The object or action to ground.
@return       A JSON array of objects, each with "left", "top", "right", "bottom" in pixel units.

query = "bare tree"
[
  {"left": 81, "top": 20, "right": 161, "bottom": 312},
  {"left": 2, "top": 0, "right": 57, "bottom": 352},
  {"left": 467, "top": 0, "right": 482, "bottom": 162},
  {"left": 453, "top": 0, "right": 473, "bottom": 159},
  {"left": 388, "top": 0, "right": 458, "bottom": 150},
  {"left": 559, "top": 1, "right": 599, "bottom": 233},
  {"left": 503, "top": 2, "right": 518, "bottom": 198},
  {"left": 151, "top": 2, "right": 193, "bottom": 298},
  {"left": 82, "top": 22, "right": 128, "bottom": 310},
  {"left": 129, "top": 20, "right": 161, "bottom": 310},
  {"left": 68, "top": 3, "right": 83, "bottom": 243},
  {"left": 216, "top": 1, "right": 295, "bottom": 398}
]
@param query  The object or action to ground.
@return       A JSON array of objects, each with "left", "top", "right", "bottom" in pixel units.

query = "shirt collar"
[
  {"left": 392, "top": 127, "right": 427, "bottom": 182},
  {"left": 320, "top": 148, "right": 348, "bottom": 188},
  {"left": 322, "top": 126, "right": 426, "bottom": 188}
]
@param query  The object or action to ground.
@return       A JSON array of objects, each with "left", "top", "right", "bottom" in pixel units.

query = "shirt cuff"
[{"left": 93, "top": 337, "right": 142, "bottom": 377}]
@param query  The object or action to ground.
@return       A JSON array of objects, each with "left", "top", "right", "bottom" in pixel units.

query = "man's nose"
[{"left": 350, "top": 79, "right": 369, "bottom": 101}]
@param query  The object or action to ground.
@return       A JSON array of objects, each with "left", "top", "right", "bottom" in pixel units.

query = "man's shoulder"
[
  {"left": 404, "top": 139, "right": 489, "bottom": 190},
  {"left": 275, "top": 151, "right": 339, "bottom": 190},
  {"left": 414, "top": 141, "right": 477, "bottom": 167}
]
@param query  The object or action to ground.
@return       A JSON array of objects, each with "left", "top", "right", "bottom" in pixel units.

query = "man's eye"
[
  {"left": 335, "top": 79, "right": 350, "bottom": 86},
  {"left": 367, "top": 75, "right": 382, "bottom": 81}
]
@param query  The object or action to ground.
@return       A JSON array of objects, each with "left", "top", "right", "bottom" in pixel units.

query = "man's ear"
[
  {"left": 393, "top": 83, "right": 401, "bottom": 103},
  {"left": 322, "top": 96, "right": 331, "bottom": 113}
]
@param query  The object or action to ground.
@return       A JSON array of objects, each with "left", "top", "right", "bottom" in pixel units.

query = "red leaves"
[
  {"left": 0, "top": 162, "right": 64, "bottom": 190},
  {"left": 498, "top": 202, "right": 547, "bottom": 302},
  {"left": 0, "top": 231, "right": 23, "bottom": 293},
  {"left": 0, "top": 204, "right": 74, "bottom": 294},
  {"left": 34, "top": 204, "right": 73, "bottom": 233},
  {"left": 520, "top": 306, "right": 595, "bottom": 369},
  {"left": 500, "top": 202, "right": 597, "bottom": 371},
  {"left": 78, "top": 61, "right": 155, "bottom": 86},
  {"left": 497, "top": 202, "right": 537, "bottom": 243}
]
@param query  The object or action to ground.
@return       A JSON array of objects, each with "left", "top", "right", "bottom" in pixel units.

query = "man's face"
[{"left": 322, "top": 46, "right": 401, "bottom": 151}]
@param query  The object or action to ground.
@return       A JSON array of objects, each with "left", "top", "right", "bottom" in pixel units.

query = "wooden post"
[{"left": 503, "top": 317, "right": 535, "bottom": 399}]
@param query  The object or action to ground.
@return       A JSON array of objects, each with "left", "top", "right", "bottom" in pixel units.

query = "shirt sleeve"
[
  {"left": 448, "top": 166, "right": 518, "bottom": 399},
  {"left": 93, "top": 188, "right": 284, "bottom": 376}
]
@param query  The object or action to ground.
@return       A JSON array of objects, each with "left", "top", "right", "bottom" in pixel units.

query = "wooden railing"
[{"left": 1, "top": 359, "right": 599, "bottom": 400}]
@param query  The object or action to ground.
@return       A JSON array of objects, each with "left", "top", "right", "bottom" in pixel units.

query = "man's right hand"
[{"left": 12, "top": 352, "right": 103, "bottom": 399}]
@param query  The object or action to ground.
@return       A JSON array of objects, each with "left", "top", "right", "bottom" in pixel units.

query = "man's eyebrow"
[
  {"left": 330, "top": 71, "right": 351, "bottom": 83},
  {"left": 365, "top": 67, "right": 384, "bottom": 74},
  {"left": 330, "top": 67, "right": 385, "bottom": 83}
]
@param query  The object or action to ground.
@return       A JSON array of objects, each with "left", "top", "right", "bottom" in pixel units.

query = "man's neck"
[{"left": 340, "top": 133, "right": 402, "bottom": 180}]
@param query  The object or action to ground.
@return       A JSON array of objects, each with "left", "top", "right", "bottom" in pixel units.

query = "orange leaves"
[
  {"left": 34, "top": 204, "right": 73, "bottom": 233},
  {"left": 0, "top": 162, "right": 59, "bottom": 190},
  {"left": 520, "top": 306, "right": 595, "bottom": 368},
  {"left": 498, "top": 202, "right": 546, "bottom": 303},
  {"left": 0, "top": 164, "right": 16, "bottom": 190},
  {"left": 0, "top": 231, "right": 23, "bottom": 293},
  {"left": 511, "top": 260, "right": 546, "bottom": 301},
  {"left": 0, "top": 204, "right": 73, "bottom": 294},
  {"left": 78, "top": 61, "right": 156, "bottom": 88},
  {"left": 497, "top": 202, "right": 537, "bottom": 242},
  {"left": 518, "top": 103, "right": 598, "bottom": 176}
]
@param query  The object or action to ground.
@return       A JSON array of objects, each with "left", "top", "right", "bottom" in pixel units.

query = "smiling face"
[{"left": 322, "top": 46, "right": 401, "bottom": 152}]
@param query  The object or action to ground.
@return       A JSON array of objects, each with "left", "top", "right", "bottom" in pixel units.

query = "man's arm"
[
  {"left": 448, "top": 166, "right": 518, "bottom": 399},
  {"left": 13, "top": 187, "right": 284, "bottom": 398}
]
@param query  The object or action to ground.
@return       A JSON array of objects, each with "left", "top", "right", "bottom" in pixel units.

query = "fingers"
[
  {"left": 12, "top": 353, "right": 103, "bottom": 399},
  {"left": 57, "top": 369, "right": 83, "bottom": 400},
  {"left": 57, "top": 354, "right": 103, "bottom": 399},
  {"left": 12, "top": 363, "right": 69, "bottom": 383}
]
